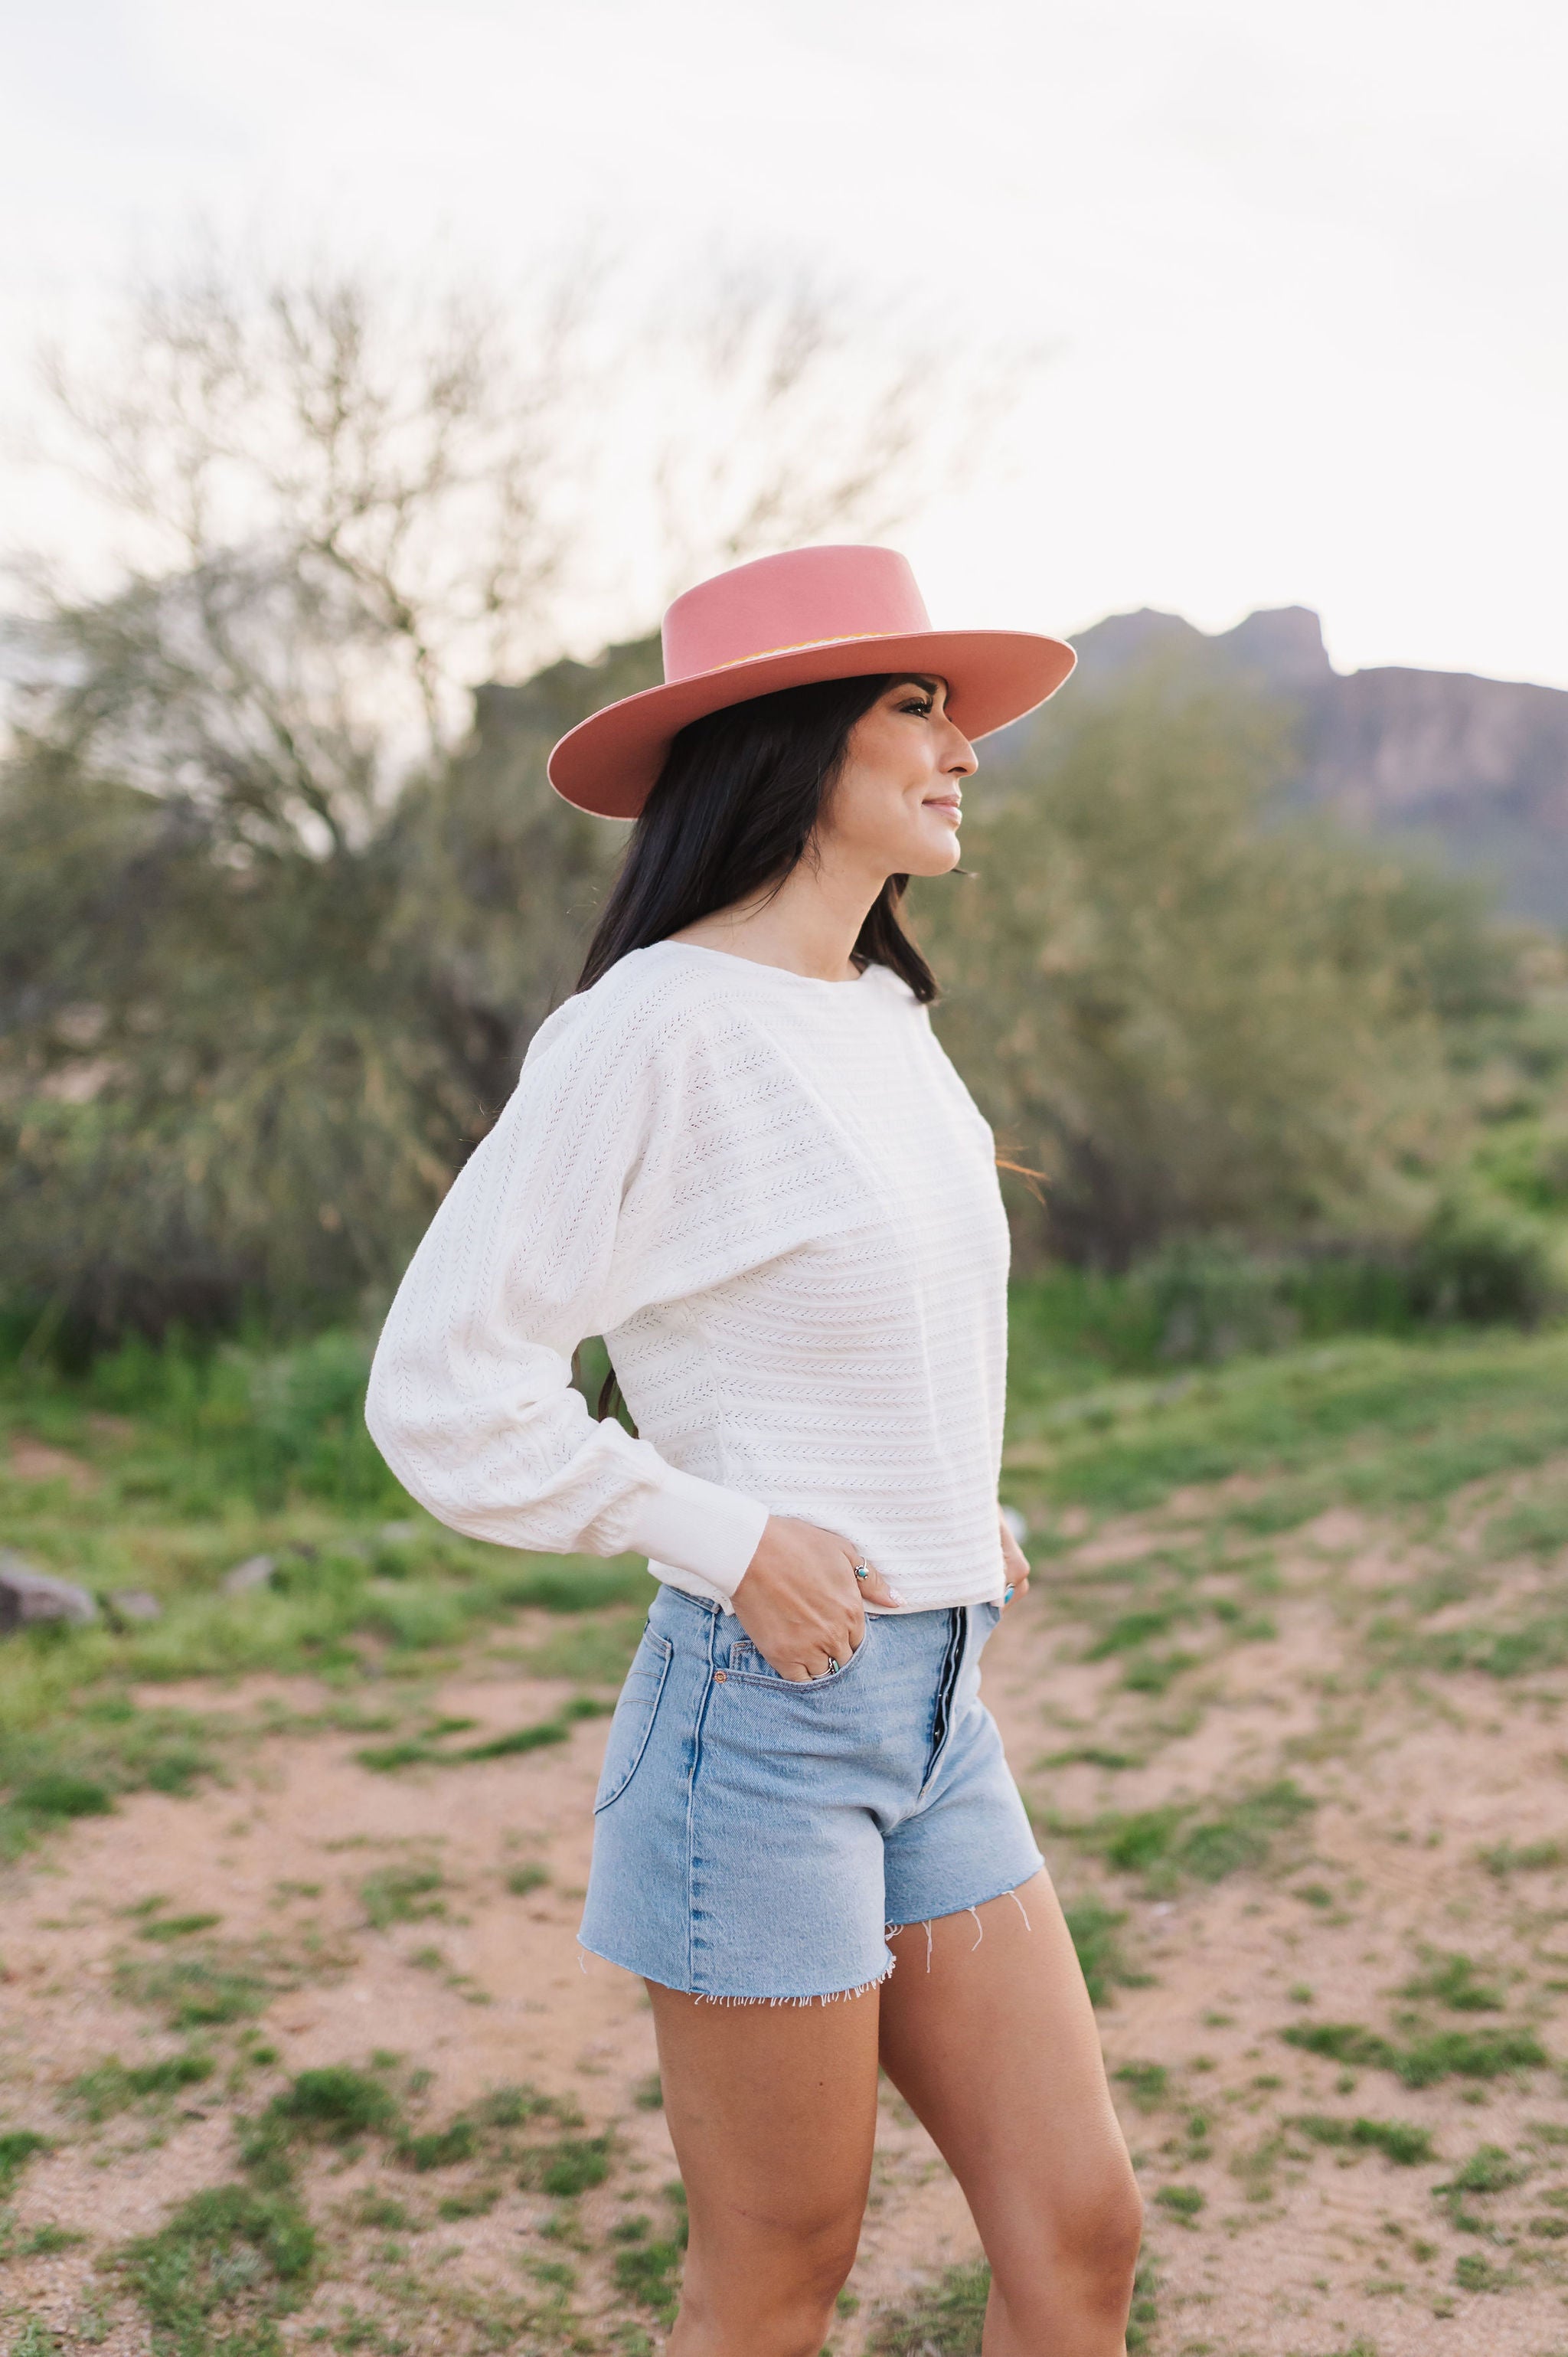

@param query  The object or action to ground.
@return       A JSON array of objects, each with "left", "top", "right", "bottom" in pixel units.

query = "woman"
[{"left": 367, "top": 545, "right": 1142, "bottom": 2356}]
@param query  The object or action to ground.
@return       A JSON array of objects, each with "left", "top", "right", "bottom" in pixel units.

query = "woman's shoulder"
[{"left": 521, "top": 943, "right": 780, "bottom": 1081}]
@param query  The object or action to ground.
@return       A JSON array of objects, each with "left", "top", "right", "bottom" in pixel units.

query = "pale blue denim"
[{"left": 577, "top": 1584, "right": 1044, "bottom": 2002}]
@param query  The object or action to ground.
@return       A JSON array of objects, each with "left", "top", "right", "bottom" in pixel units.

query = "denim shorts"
[{"left": 577, "top": 1584, "right": 1044, "bottom": 2002}]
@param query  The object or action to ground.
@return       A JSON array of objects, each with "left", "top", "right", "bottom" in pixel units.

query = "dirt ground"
[{"left": 9, "top": 1487, "right": 1568, "bottom": 2355}]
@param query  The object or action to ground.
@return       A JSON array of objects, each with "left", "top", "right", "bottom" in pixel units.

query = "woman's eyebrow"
[{"left": 890, "top": 675, "right": 944, "bottom": 696}]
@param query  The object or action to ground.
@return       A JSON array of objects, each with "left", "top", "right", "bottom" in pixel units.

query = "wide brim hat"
[{"left": 547, "top": 544, "right": 1076, "bottom": 819}]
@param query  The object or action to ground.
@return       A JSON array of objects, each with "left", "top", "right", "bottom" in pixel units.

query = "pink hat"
[{"left": 547, "top": 544, "right": 1076, "bottom": 819}]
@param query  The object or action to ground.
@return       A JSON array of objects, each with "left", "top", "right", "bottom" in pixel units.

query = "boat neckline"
[{"left": 651, "top": 940, "right": 876, "bottom": 990}]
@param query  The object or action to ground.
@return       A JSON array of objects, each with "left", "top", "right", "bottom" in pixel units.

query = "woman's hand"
[
  {"left": 730, "top": 1517, "right": 902, "bottom": 1682},
  {"left": 999, "top": 1509, "right": 1031, "bottom": 1607}
]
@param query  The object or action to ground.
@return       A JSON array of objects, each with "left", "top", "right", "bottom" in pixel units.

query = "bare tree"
[
  {"left": 0, "top": 240, "right": 1025, "bottom": 1337},
  {"left": 639, "top": 260, "right": 1010, "bottom": 600},
  {"left": 9, "top": 244, "right": 1018, "bottom": 854},
  {"left": 15, "top": 255, "right": 583, "bottom": 854}
]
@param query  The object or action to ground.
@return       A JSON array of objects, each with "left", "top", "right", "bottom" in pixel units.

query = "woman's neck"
[{"left": 669, "top": 857, "right": 881, "bottom": 982}]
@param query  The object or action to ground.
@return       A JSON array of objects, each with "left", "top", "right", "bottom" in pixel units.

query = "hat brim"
[{"left": 546, "top": 628, "right": 1076, "bottom": 819}]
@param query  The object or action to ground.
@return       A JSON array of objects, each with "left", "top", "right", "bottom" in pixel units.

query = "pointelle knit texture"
[{"left": 365, "top": 940, "right": 1011, "bottom": 1610}]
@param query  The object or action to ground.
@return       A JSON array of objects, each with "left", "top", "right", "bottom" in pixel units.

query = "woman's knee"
[
  {"left": 991, "top": 2158, "right": 1143, "bottom": 2322},
  {"left": 1074, "top": 2165, "right": 1144, "bottom": 2300},
  {"left": 680, "top": 2216, "right": 858, "bottom": 2353}
]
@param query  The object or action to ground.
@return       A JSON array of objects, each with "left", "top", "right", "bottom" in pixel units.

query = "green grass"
[
  {"left": 865, "top": 2259, "right": 991, "bottom": 2354},
  {"left": 0, "top": 1323, "right": 656, "bottom": 1852},
  {"left": 1482, "top": 1837, "right": 1568, "bottom": 1877},
  {"left": 64, "top": 2051, "right": 214, "bottom": 2122},
  {"left": 1400, "top": 1613, "right": 1568, "bottom": 1680},
  {"left": 1442, "top": 2142, "right": 1530, "bottom": 2194},
  {"left": 355, "top": 1696, "right": 615, "bottom": 1774},
  {"left": 859, "top": 2255, "right": 1161, "bottom": 2357},
  {"left": 1453, "top": 2251, "right": 1514, "bottom": 2290},
  {"left": 1067, "top": 1780, "right": 1315, "bottom": 1891},
  {"left": 1062, "top": 1897, "right": 1149, "bottom": 2006},
  {"left": 8, "top": 2320, "right": 60, "bottom": 2357},
  {"left": 1401, "top": 1951, "right": 1505, "bottom": 2012},
  {"left": 18, "top": 2223, "right": 87, "bottom": 2255},
  {"left": 115, "top": 1947, "right": 273, "bottom": 2029},
  {"left": 358, "top": 1865, "right": 444, "bottom": 1927},
  {"left": 1282, "top": 2020, "right": 1549, "bottom": 2086},
  {"left": 0, "top": 2130, "right": 51, "bottom": 2196},
  {"left": 11, "top": 1771, "right": 113, "bottom": 1819},
  {"left": 1487, "top": 1488, "right": 1568, "bottom": 1560},
  {"left": 476, "top": 2084, "right": 561, "bottom": 2129},
  {"left": 111, "top": 2182, "right": 316, "bottom": 2357},
  {"left": 268, "top": 2068, "right": 402, "bottom": 2142},
  {"left": 1006, "top": 1329, "right": 1568, "bottom": 1525},
  {"left": 520, "top": 1610, "right": 646, "bottom": 1684},
  {"left": 139, "top": 1911, "right": 224, "bottom": 1944},
  {"left": 12, "top": 1313, "right": 1568, "bottom": 1873},
  {"left": 399, "top": 2120, "right": 479, "bottom": 2172},
  {"left": 1293, "top": 2114, "right": 1436, "bottom": 2165},
  {"left": 1112, "top": 2061, "right": 1168, "bottom": 2113},
  {"left": 610, "top": 2235, "right": 687, "bottom": 2328},
  {"left": 517, "top": 2134, "right": 612, "bottom": 2196},
  {"left": 18, "top": 1308, "right": 1568, "bottom": 2351}
]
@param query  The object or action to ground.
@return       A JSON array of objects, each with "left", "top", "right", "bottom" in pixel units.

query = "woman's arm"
[{"left": 364, "top": 1008, "right": 769, "bottom": 1596}]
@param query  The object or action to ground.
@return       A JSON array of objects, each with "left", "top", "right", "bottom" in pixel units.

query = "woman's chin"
[{"left": 902, "top": 828, "right": 964, "bottom": 879}]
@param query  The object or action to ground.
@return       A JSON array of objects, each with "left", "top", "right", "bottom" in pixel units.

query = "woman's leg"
[
  {"left": 878, "top": 1871, "right": 1142, "bottom": 2355},
  {"left": 647, "top": 1979, "right": 883, "bottom": 2357}
]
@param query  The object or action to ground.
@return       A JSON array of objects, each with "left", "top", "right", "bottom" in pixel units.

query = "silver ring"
[
  {"left": 826, "top": 1655, "right": 841, "bottom": 1674},
  {"left": 852, "top": 1560, "right": 870, "bottom": 1581}
]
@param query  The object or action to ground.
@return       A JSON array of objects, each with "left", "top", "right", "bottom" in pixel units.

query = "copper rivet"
[{"left": 714, "top": 1671, "right": 727, "bottom": 1682}]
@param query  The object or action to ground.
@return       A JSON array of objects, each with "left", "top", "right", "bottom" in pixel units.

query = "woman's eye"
[{"left": 900, "top": 697, "right": 933, "bottom": 717}]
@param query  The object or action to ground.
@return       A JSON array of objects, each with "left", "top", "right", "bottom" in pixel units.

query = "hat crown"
[{"left": 662, "top": 545, "right": 933, "bottom": 686}]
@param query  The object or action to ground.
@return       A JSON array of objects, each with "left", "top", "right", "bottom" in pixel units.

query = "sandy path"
[{"left": 7, "top": 1558, "right": 1568, "bottom": 2352}]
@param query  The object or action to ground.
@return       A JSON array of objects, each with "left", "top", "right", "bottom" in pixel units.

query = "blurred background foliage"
[{"left": 5, "top": 253, "right": 1568, "bottom": 1366}]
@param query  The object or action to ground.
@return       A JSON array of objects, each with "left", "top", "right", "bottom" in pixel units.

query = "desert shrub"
[
  {"left": 918, "top": 669, "right": 1508, "bottom": 1269},
  {"left": 1409, "top": 1188, "right": 1558, "bottom": 1325}
]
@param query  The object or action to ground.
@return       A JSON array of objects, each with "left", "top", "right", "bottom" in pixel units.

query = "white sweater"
[{"left": 366, "top": 941, "right": 1011, "bottom": 1610}]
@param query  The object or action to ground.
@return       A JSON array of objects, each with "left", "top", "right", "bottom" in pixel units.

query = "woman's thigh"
[
  {"left": 877, "top": 1872, "right": 1140, "bottom": 2308},
  {"left": 647, "top": 1979, "right": 882, "bottom": 2336}
]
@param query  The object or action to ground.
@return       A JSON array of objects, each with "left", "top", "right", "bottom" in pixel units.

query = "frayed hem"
[
  {"left": 884, "top": 1870, "right": 1043, "bottom": 1970},
  {"left": 688, "top": 1953, "right": 897, "bottom": 2007},
  {"left": 576, "top": 1940, "right": 897, "bottom": 2006}
]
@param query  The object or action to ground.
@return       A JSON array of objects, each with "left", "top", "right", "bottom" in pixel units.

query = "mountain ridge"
[{"left": 995, "top": 605, "right": 1568, "bottom": 922}]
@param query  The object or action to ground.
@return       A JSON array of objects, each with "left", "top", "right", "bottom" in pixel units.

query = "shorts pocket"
[
  {"left": 724, "top": 1626, "right": 871, "bottom": 1688},
  {"left": 593, "top": 1630, "right": 673, "bottom": 1814}
]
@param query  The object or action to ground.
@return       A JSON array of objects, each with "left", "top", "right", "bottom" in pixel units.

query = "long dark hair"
[{"left": 576, "top": 672, "right": 938, "bottom": 1002}]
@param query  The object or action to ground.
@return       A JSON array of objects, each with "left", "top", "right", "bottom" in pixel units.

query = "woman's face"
[{"left": 820, "top": 676, "right": 977, "bottom": 880}]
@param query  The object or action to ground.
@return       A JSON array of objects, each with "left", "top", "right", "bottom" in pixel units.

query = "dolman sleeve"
[{"left": 364, "top": 988, "right": 770, "bottom": 1597}]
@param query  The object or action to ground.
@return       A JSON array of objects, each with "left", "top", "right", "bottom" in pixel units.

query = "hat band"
[{"left": 689, "top": 627, "right": 916, "bottom": 680}]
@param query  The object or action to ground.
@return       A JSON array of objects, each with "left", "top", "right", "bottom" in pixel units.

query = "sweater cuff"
[{"left": 622, "top": 1465, "right": 769, "bottom": 1599}]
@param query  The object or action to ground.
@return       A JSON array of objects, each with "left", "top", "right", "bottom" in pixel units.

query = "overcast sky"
[{"left": 3, "top": 0, "right": 1565, "bottom": 685}]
